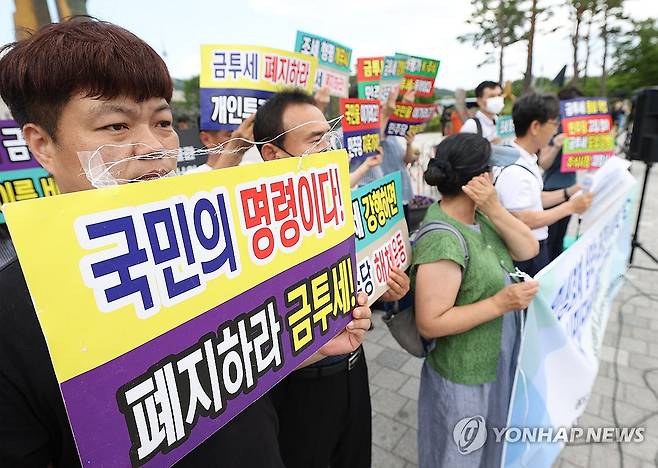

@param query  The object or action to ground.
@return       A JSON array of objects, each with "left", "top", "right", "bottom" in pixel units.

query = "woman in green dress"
[{"left": 413, "top": 133, "right": 540, "bottom": 467}]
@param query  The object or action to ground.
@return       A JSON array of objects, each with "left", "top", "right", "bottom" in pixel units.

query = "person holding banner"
[
  {"left": 0, "top": 19, "right": 373, "bottom": 468},
  {"left": 459, "top": 80, "right": 504, "bottom": 143},
  {"left": 413, "top": 133, "right": 539, "bottom": 468},
  {"left": 538, "top": 86, "right": 589, "bottom": 262},
  {"left": 253, "top": 88, "right": 410, "bottom": 468},
  {"left": 494, "top": 93, "right": 593, "bottom": 276}
]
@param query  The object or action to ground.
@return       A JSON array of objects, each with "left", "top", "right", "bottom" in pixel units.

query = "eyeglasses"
[
  {"left": 546, "top": 119, "right": 560, "bottom": 127},
  {"left": 301, "top": 131, "right": 344, "bottom": 157},
  {"left": 278, "top": 131, "right": 344, "bottom": 158}
]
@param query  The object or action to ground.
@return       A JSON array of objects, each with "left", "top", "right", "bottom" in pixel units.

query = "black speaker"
[{"left": 629, "top": 86, "right": 658, "bottom": 162}]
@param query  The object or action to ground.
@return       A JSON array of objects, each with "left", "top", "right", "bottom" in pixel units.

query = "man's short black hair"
[
  {"left": 558, "top": 85, "right": 584, "bottom": 101},
  {"left": 512, "top": 93, "right": 560, "bottom": 137},
  {"left": 253, "top": 89, "right": 317, "bottom": 153},
  {"left": 475, "top": 80, "right": 501, "bottom": 98}
]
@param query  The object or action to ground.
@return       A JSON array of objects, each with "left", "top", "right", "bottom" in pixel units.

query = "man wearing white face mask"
[{"left": 460, "top": 80, "right": 504, "bottom": 144}]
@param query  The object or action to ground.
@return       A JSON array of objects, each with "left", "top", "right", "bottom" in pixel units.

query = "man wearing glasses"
[
  {"left": 253, "top": 89, "right": 410, "bottom": 468},
  {"left": 493, "top": 93, "right": 592, "bottom": 276}
]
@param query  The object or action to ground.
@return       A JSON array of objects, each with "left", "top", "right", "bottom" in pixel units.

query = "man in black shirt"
[{"left": 0, "top": 18, "right": 371, "bottom": 467}]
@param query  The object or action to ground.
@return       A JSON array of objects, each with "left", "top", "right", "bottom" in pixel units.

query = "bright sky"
[{"left": 1, "top": 0, "right": 656, "bottom": 91}]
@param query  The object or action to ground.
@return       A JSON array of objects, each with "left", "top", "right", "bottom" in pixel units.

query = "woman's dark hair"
[{"left": 424, "top": 133, "right": 491, "bottom": 196}]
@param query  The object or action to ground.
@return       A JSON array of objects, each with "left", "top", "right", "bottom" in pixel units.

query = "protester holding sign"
[
  {"left": 412, "top": 133, "right": 539, "bottom": 468},
  {"left": 494, "top": 93, "right": 593, "bottom": 276},
  {"left": 539, "top": 86, "right": 584, "bottom": 261},
  {"left": 460, "top": 80, "right": 504, "bottom": 143},
  {"left": 0, "top": 19, "right": 372, "bottom": 468},
  {"left": 253, "top": 89, "right": 408, "bottom": 468}
]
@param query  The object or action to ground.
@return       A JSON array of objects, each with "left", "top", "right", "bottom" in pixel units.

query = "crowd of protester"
[{"left": 0, "top": 17, "right": 608, "bottom": 468}]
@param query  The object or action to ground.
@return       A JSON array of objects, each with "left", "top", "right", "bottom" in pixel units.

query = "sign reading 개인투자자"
[{"left": 3, "top": 150, "right": 356, "bottom": 467}]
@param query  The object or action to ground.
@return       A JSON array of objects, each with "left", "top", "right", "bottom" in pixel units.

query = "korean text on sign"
[
  {"left": 0, "top": 119, "right": 59, "bottom": 223},
  {"left": 384, "top": 103, "right": 436, "bottom": 137},
  {"left": 199, "top": 45, "right": 317, "bottom": 130},
  {"left": 295, "top": 31, "right": 352, "bottom": 73},
  {"left": 560, "top": 97, "right": 614, "bottom": 172},
  {"left": 340, "top": 99, "right": 381, "bottom": 159},
  {"left": 351, "top": 172, "right": 411, "bottom": 305},
  {"left": 2, "top": 150, "right": 356, "bottom": 466}
]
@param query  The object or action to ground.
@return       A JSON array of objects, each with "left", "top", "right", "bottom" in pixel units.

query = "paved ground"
[{"left": 365, "top": 161, "right": 658, "bottom": 467}]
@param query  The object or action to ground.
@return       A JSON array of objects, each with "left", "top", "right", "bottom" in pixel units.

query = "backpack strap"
[
  {"left": 474, "top": 117, "right": 483, "bottom": 137},
  {"left": 413, "top": 221, "right": 469, "bottom": 270},
  {"left": 493, "top": 163, "right": 537, "bottom": 186}
]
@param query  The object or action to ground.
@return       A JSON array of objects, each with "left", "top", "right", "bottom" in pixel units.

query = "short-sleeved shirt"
[
  {"left": 460, "top": 110, "right": 498, "bottom": 142},
  {"left": 494, "top": 141, "right": 548, "bottom": 241},
  {"left": 411, "top": 203, "right": 516, "bottom": 384},
  {"left": 379, "top": 137, "right": 414, "bottom": 204}
]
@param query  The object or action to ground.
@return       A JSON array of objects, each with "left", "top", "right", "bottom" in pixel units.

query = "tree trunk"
[
  {"left": 499, "top": 43, "right": 505, "bottom": 84},
  {"left": 583, "top": 9, "right": 595, "bottom": 88},
  {"left": 572, "top": 5, "right": 584, "bottom": 84},
  {"left": 523, "top": 0, "right": 538, "bottom": 92},
  {"left": 600, "top": 4, "right": 610, "bottom": 95}
]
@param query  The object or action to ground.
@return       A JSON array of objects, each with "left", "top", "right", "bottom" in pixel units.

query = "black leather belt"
[{"left": 290, "top": 347, "right": 363, "bottom": 379}]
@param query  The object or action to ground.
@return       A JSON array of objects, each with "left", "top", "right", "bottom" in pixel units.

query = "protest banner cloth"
[
  {"left": 2, "top": 150, "right": 356, "bottom": 467},
  {"left": 356, "top": 56, "right": 384, "bottom": 101},
  {"left": 339, "top": 98, "right": 381, "bottom": 160},
  {"left": 351, "top": 172, "right": 411, "bottom": 305},
  {"left": 0, "top": 119, "right": 58, "bottom": 223},
  {"left": 295, "top": 31, "right": 352, "bottom": 97},
  {"left": 496, "top": 115, "right": 515, "bottom": 144},
  {"left": 397, "top": 54, "right": 440, "bottom": 98},
  {"left": 560, "top": 97, "right": 614, "bottom": 172},
  {"left": 501, "top": 158, "right": 636, "bottom": 467},
  {"left": 199, "top": 45, "right": 317, "bottom": 131},
  {"left": 384, "top": 102, "right": 437, "bottom": 137}
]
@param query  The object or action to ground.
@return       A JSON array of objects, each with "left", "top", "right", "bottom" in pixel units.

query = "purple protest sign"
[
  {"left": 0, "top": 119, "right": 41, "bottom": 172},
  {"left": 60, "top": 233, "right": 355, "bottom": 467}
]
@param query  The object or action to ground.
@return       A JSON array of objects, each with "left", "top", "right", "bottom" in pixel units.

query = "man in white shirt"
[
  {"left": 460, "top": 80, "right": 504, "bottom": 143},
  {"left": 494, "top": 93, "right": 592, "bottom": 276}
]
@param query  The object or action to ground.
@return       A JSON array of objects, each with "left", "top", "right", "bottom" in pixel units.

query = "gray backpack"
[{"left": 383, "top": 221, "right": 469, "bottom": 358}]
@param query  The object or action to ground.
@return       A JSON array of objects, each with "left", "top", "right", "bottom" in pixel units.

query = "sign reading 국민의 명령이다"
[{"left": 3, "top": 150, "right": 357, "bottom": 467}]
